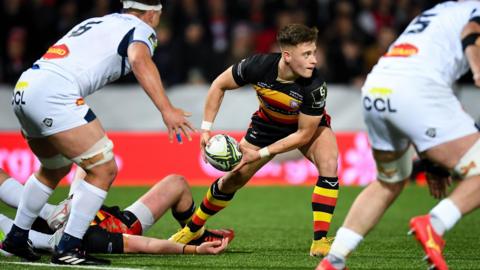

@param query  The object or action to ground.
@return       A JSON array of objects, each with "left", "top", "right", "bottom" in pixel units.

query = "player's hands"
[
  {"left": 196, "top": 238, "right": 228, "bottom": 255},
  {"left": 423, "top": 159, "right": 452, "bottom": 199},
  {"left": 200, "top": 130, "right": 211, "bottom": 163},
  {"left": 426, "top": 171, "right": 452, "bottom": 199},
  {"left": 231, "top": 145, "right": 261, "bottom": 173},
  {"left": 162, "top": 106, "right": 196, "bottom": 144}
]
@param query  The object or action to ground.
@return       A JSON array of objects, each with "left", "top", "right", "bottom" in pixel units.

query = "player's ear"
[{"left": 282, "top": 50, "right": 291, "bottom": 64}]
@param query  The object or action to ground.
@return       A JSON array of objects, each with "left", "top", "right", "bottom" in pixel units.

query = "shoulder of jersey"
[{"left": 247, "top": 53, "right": 280, "bottom": 73}]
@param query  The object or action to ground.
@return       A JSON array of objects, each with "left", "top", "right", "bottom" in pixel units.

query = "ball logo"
[
  {"left": 205, "top": 134, "right": 242, "bottom": 172},
  {"left": 42, "top": 44, "right": 70, "bottom": 59}
]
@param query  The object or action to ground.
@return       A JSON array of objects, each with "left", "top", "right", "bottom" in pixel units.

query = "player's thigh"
[
  {"left": 299, "top": 126, "right": 338, "bottom": 163},
  {"left": 46, "top": 119, "right": 106, "bottom": 158},
  {"left": 423, "top": 132, "right": 480, "bottom": 170}
]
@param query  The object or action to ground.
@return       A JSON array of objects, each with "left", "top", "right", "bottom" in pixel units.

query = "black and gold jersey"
[{"left": 232, "top": 53, "right": 327, "bottom": 126}]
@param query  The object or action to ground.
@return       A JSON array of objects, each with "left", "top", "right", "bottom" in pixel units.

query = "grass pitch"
[{"left": 1, "top": 184, "right": 479, "bottom": 269}]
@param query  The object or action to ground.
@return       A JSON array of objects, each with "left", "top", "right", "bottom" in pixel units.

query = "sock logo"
[{"left": 322, "top": 179, "right": 338, "bottom": 187}]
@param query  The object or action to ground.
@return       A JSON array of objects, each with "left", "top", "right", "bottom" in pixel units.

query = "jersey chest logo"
[{"left": 42, "top": 44, "right": 70, "bottom": 59}]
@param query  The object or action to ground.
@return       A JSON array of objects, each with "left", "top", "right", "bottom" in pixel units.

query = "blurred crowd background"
[{"left": 0, "top": 0, "right": 473, "bottom": 88}]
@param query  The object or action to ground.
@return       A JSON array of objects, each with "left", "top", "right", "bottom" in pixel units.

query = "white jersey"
[
  {"left": 371, "top": 1, "right": 480, "bottom": 87},
  {"left": 35, "top": 13, "right": 157, "bottom": 97}
]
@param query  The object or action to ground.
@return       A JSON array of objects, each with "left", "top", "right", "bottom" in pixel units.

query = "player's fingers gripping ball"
[{"left": 205, "top": 134, "right": 243, "bottom": 171}]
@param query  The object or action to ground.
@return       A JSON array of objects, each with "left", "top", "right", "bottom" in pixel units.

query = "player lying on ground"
[{"left": 0, "top": 168, "right": 232, "bottom": 255}]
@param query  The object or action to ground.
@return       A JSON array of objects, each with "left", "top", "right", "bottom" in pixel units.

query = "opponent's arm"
[
  {"left": 123, "top": 234, "right": 228, "bottom": 255},
  {"left": 462, "top": 20, "right": 480, "bottom": 87},
  {"left": 128, "top": 42, "right": 195, "bottom": 143}
]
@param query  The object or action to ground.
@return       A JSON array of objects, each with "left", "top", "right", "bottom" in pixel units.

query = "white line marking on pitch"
[{"left": 0, "top": 261, "right": 141, "bottom": 270}]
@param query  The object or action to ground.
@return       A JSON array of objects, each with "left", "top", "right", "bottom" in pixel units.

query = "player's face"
[
  {"left": 287, "top": 42, "right": 317, "bottom": 78},
  {"left": 152, "top": 10, "right": 161, "bottom": 27}
]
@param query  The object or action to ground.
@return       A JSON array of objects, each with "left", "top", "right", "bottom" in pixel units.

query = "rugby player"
[
  {"left": 169, "top": 24, "right": 340, "bottom": 257},
  {"left": 318, "top": 1, "right": 480, "bottom": 269}
]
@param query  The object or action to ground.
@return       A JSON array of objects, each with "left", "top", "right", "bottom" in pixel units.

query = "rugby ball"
[{"left": 205, "top": 134, "right": 242, "bottom": 171}]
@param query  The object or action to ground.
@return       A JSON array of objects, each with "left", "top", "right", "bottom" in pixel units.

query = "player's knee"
[
  {"left": 72, "top": 136, "right": 115, "bottom": 171},
  {"left": 453, "top": 138, "right": 480, "bottom": 179},
  {"left": 84, "top": 159, "right": 118, "bottom": 189},
  {"left": 164, "top": 174, "right": 189, "bottom": 189},
  {"left": 316, "top": 155, "right": 338, "bottom": 175},
  {"left": 376, "top": 148, "right": 413, "bottom": 184}
]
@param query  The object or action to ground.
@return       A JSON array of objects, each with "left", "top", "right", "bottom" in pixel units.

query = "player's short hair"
[
  {"left": 122, "top": 0, "right": 162, "bottom": 13},
  {"left": 277, "top": 24, "right": 318, "bottom": 47}
]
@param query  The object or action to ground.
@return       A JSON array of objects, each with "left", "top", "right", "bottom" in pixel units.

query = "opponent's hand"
[
  {"left": 231, "top": 145, "right": 260, "bottom": 173},
  {"left": 200, "top": 131, "right": 211, "bottom": 163},
  {"left": 162, "top": 107, "right": 196, "bottom": 144},
  {"left": 426, "top": 171, "right": 452, "bottom": 199},
  {"left": 196, "top": 238, "right": 228, "bottom": 255}
]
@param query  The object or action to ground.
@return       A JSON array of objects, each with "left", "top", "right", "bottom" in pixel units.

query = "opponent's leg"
[{"left": 320, "top": 148, "right": 412, "bottom": 270}]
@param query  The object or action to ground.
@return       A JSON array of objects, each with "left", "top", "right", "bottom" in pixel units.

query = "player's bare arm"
[
  {"left": 462, "top": 21, "right": 480, "bottom": 87},
  {"left": 123, "top": 234, "right": 228, "bottom": 255},
  {"left": 233, "top": 113, "right": 322, "bottom": 171},
  {"left": 128, "top": 42, "right": 195, "bottom": 143},
  {"left": 200, "top": 66, "right": 241, "bottom": 159}
]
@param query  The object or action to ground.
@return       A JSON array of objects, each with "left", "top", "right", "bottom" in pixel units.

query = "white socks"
[
  {"left": 14, "top": 175, "right": 53, "bottom": 230},
  {"left": 69, "top": 177, "right": 82, "bottom": 196},
  {"left": 430, "top": 198, "right": 462, "bottom": 236},
  {"left": 125, "top": 201, "right": 155, "bottom": 232},
  {"left": 329, "top": 227, "right": 364, "bottom": 260},
  {"left": 64, "top": 179, "right": 107, "bottom": 239},
  {"left": 0, "top": 178, "right": 24, "bottom": 207},
  {"left": 0, "top": 176, "right": 56, "bottom": 220}
]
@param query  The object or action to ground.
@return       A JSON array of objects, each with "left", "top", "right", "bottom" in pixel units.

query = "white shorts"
[
  {"left": 361, "top": 73, "right": 477, "bottom": 153},
  {"left": 11, "top": 67, "right": 96, "bottom": 138}
]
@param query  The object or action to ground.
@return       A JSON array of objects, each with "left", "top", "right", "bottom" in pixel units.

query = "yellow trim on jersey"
[
  {"left": 14, "top": 81, "right": 29, "bottom": 91},
  {"left": 206, "top": 189, "right": 230, "bottom": 207},
  {"left": 313, "top": 212, "right": 333, "bottom": 222},
  {"left": 313, "top": 186, "right": 339, "bottom": 198},
  {"left": 254, "top": 85, "right": 301, "bottom": 107},
  {"left": 258, "top": 101, "right": 299, "bottom": 121},
  {"left": 368, "top": 87, "right": 392, "bottom": 97}
]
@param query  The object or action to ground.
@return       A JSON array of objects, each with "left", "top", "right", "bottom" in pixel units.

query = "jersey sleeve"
[
  {"left": 131, "top": 24, "right": 157, "bottom": 56},
  {"left": 231, "top": 54, "right": 265, "bottom": 86},
  {"left": 470, "top": 6, "right": 480, "bottom": 19},
  {"left": 300, "top": 79, "right": 327, "bottom": 116}
]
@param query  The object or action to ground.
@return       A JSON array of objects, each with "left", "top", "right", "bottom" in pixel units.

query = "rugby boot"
[
  {"left": 1, "top": 237, "right": 40, "bottom": 261},
  {"left": 316, "top": 258, "right": 348, "bottom": 270},
  {"left": 409, "top": 215, "right": 448, "bottom": 270},
  {"left": 168, "top": 225, "right": 205, "bottom": 244},
  {"left": 310, "top": 237, "right": 335, "bottom": 257},
  {"left": 188, "top": 228, "right": 235, "bottom": 245},
  {"left": 51, "top": 246, "right": 110, "bottom": 265},
  {"left": 47, "top": 195, "right": 73, "bottom": 230}
]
